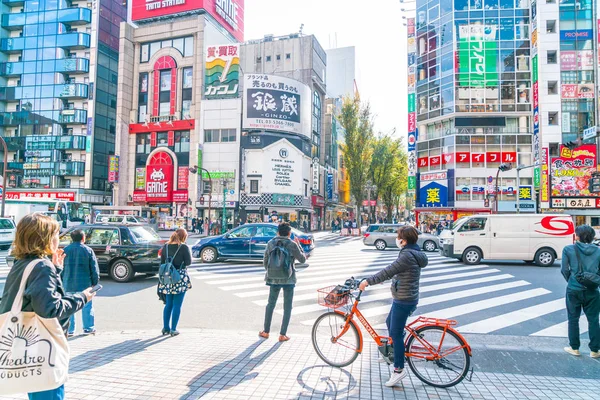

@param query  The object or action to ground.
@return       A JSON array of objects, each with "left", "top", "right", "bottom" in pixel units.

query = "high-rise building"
[
  {"left": 409, "top": 0, "right": 536, "bottom": 226},
  {"left": 325, "top": 46, "right": 356, "bottom": 99},
  {"left": 0, "top": 0, "right": 127, "bottom": 206}
]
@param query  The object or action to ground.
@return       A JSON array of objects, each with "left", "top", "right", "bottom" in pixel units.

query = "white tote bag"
[{"left": 0, "top": 259, "right": 70, "bottom": 395}]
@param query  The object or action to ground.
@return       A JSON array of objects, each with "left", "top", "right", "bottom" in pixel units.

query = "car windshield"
[
  {"left": 0, "top": 219, "right": 15, "bottom": 229},
  {"left": 129, "top": 226, "right": 160, "bottom": 243},
  {"left": 452, "top": 217, "right": 469, "bottom": 230},
  {"left": 67, "top": 202, "right": 85, "bottom": 222},
  {"left": 291, "top": 228, "right": 305, "bottom": 237}
]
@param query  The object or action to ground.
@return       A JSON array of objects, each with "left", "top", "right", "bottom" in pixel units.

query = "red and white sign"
[
  {"left": 178, "top": 166, "right": 189, "bottom": 190},
  {"left": 486, "top": 152, "right": 501, "bottom": 163},
  {"left": 421, "top": 171, "right": 447, "bottom": 182},
  {"left": 471, "top": 153, "right": 485, "bottom": 163},
  {"left": 131, "top": 0, "right": 245, "bottom": 42},
  {"left": 501, "top": 152, "right": 517, "bottom": 163},
  {"left": 561, "top": 84, "right": 578, "bottom": 99},
  {"left": 533, "top": 81, "right": 539, "bottom": 108},
  {"left": 456, "top": 152, "right": 470, "bottom": 163},
  {"left": 132, "top": 192, "right": 147, "bottom": 202},
  {"left": 5, "top": 191, "right": 76, "bottom": 201},
  {"left": 146, "top": 152, "right": 174, "bottom": 202},
  {"left": 173, "top": 191, "right": 189, "bottom": 203},
  {"left": 418, "top": 157, "right": 429, "bottom": 167},
  {"left": 429, "top": 156, "right": 441, "bottom": 166},
  {"left": 362, "top": 200, "right": 377, "bottom": 206},
  {"left": 442, "top": 153, "right": 454, "bottom": 164}
]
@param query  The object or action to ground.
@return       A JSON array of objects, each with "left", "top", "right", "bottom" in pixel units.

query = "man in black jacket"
[{"left": 359, "top": 226, "right": 428, "bottom": 387}]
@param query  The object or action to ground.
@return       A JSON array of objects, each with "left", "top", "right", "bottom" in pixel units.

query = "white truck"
[
  {"left": 439, "top": 214, "right": 575, "bottom": 267},
  {"left": 5, "top": 200, "right": 86, "bottom": 231}
]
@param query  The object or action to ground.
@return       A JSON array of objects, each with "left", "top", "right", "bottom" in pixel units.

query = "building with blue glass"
[{"left": 0, "top": 0, "right": 126, "bottom": 205}]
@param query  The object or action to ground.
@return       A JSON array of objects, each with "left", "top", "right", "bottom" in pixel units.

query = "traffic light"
[
  {"left": 589, "top": 173, "right": 600, "bottom": 194},
  {"left": 498, "top": 163, "right": 512, "bottom": 172},
  {"left": 564, "top": 138, "right": 583, "bottom": 150}
]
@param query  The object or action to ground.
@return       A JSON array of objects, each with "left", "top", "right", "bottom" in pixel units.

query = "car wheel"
[
  {"left": 374, "top": 240, "right": 387, "bottom": 251},
  {"left": 201, "top": 247, "right": 218, "bottom": 263},
  {"left": 423, "top": 240, "right": 437, "bottom": 252},
  {"left": 535, "top": 249, "right": 555, "bottom": 267},
  {"left": 110, "top": 259, "right": 135, "bottom": 282},
  {"left": 463, "top": 247, "right": 482, "bottom": 265}
]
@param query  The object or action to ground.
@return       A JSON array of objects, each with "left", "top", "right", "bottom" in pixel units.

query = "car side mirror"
[{"left": 223, "top": 233, "right": 230, "bottom": 239}]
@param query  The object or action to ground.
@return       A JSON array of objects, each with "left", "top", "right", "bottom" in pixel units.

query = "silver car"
[{"left": 362, "top": 224, "right": 440, "bottom": 252}]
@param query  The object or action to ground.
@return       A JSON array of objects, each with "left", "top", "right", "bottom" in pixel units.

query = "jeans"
[
  {"left": 263, "top": 285, "right": 294, "bottom": 335},
  {"left": 566, "top": 288, "right": 600, "bottom": 352},
  {"left": 386, "top": 301, "right": 417, "bottom": 370},
  {"left": 68, "top": 300, "right": 94, "bottom": 334},
  {"left": 28, "top": 385, "right": 64, "bottom": 400},
  {"left": 163, "top": 292, "right": 186, "bottom": 331}
]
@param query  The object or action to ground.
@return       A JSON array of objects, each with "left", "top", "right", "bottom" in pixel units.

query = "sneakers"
[
  {"left": 67, "top": 332, "right": 75, "bottom": 338},
  {"left": 384, "top": 368, "right": 407, "bottom": 387},
  {"left": 83, "top": 329, "right": 96, "bottom": 335},
  {"left": 591, "top": 351, "right": 600, "bottom": 358},
  {"left": 563, "top": 347, "right": 581, "bottom": 356}
]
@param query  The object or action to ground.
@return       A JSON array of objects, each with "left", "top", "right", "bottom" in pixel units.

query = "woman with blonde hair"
[
  {"left": 158, "top": 228, "right": 192, "bottom": 336},
  {"left": 0, "top": 213, "right": 95, "bottom": 400}
]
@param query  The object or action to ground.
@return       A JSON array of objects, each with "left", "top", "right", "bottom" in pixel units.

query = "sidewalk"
[{"left": 1, "top": 329, "right": 598, "bottom": 400}]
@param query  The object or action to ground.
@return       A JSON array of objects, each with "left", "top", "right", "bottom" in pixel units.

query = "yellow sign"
[
  {"left": 426, "top": 188, "right": 440, "bottom": 204},
  {"left": 519, "top": 187, "right": 532, "bottom": 200}
]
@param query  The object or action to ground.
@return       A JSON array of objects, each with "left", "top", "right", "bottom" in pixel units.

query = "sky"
[{"left": 244, "top": 0, "right": 410, "bottom": 140}]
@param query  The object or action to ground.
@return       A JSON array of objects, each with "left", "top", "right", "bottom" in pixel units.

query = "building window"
[
  {"left": 276, "top": 54, "right": 281, "bottom": 60},
  {"left": 548, "top": 112, "right": 558, "bottom": 125},
  {"left": 159, "top": 70, "right": 171, "bottom": 116},
  {"left": 250, "top": 180, "right": 259, "bottom": 194},
  {"left": 547, "top": 51, "right": 557, "bottom": 64},
  {"left": 549, "top": 143, "right": 559, "bottom": 156},
  {"left": 175, "top": 131, "right": 190, "bottom": 153},
  {"left": 140, "top": 36, "right": 194, "bottom": 63},
  {"left": 138, "top": 73, "right": 148, "bottom": 122},
  {"left": 221, "top": 129, "right": 236, "bottom": 142},
  {"left": 204, "top": 129, "right": 220, "bottom": 143},
  {"left": 286, "top": 53, "right": 291, "bottom": 59},
  {"left": 182, "top": 67, "right": 192, "bottom": 119},
  {"left": 266, "top": 56, "right": 272, "bottom": 62},
  {"left": 548, "top": 81, "right": 558, "bottom": 95},
  {"left": 312, "top": 92, "right": 322, "bottom": 138},
  {"left": 546, "top": 20, "right": 556, "bottom": 33}
]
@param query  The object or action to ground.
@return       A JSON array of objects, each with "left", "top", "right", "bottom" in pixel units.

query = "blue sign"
[
  {"left": 518, "top": 186, "right": 533, "bottom": 200},
  {"left": 326, "top": 174, "right": 333, "bottom": 200},
  {"left": 560, "top": 29, "right": 593, "bottom": 41},
  {"left": 418, "top": 181, "right": 448, "bottom": 208},
  {"left": 408, "top": 53, "right": 415, "bottom": 66}
]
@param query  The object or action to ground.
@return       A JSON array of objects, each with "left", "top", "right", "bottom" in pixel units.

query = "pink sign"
[
  {"left": 561, "top": 84, "right": 578, "bottom": 99},
  {"left": 533, "top": 81, "right": 539, "bottom": 108},
  {"left": 561, "top": 51, "right": 577, "bottom": 70},
  {"left": 408, "top": 112, "right": 416, "bottom": 133}
]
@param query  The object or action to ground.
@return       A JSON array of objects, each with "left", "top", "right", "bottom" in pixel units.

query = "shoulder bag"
[
  {"left": 574, "top": 247, "right": 600, "bottom": 290},
  {"left": 0, "top": 259, "right": 70, "bottom": 395}
]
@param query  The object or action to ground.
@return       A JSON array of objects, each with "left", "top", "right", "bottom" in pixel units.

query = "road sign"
[{"left": 583, "top": 126, "right": 597, "bottom": 140}]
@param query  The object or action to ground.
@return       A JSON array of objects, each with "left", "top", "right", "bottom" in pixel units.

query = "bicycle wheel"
[
  {"left": 405, "top": 325, "right": 470, "bottom": 388},
  {"left": 312, "top": 312, "right": 361, "bottom": 367}
]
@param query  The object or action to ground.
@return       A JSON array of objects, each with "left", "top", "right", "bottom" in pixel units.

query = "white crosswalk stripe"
[{"left": 187, "top": 241, "right": 584, "bottom": 337}]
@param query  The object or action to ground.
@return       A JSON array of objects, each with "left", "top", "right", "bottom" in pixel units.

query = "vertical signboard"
[
  {"left": 541, "top": 147, "right": 549, "bottom": 207},
  {"left": 457, "top": 25, "right": 499, "bottom": 87},
  {"left": 326, "top": 173, "right": 333, "bottom": 200},
  {"left": 108, "top": 155, "right": 119, "bottom": 183},
  {"left": 531, "top": 0, "right": 541, "bottom": 190},
  {"left": 205, "top": 44, "right": 240, "bottom": 98},
  {"left": 407, "top": 17, "right": 417, "bottom": 199}
]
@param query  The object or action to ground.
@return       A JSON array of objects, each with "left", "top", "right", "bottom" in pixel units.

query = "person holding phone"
[
  {"left": 0, "top": 213, "right": 96, "bottom": 400},
  {"left": 62, "top": 229, "right": 100, "bottom": 337}
]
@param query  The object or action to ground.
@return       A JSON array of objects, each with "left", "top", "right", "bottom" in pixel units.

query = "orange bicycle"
[{"left": 312, "top": 278, "right": 473, "bottom": 388}]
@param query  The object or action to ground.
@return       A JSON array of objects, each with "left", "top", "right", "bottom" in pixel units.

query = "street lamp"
[{"left": 0, "top": 136, "right": 8, "bottom": 217}]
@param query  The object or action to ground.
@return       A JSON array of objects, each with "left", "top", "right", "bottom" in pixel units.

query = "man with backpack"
[
  {"left": 561, "top": 224, "right": 600, "bottom": 358},
  {"left": 259, "top": 222, "right": 306, "bottom": 342}
]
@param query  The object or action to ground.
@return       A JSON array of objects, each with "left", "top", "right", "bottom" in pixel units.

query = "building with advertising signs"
[
  {"left": 240, "top": 34, "right": 328, "bottom": 230},
  {"left": 0, "top": 0, "right": 127, "bottom": 206},
  {"left": 114, "top": 0, "right": 244, "bottom": 230},
  {"left": 409, "top": 1, "right": 538, "bottom": 226}
]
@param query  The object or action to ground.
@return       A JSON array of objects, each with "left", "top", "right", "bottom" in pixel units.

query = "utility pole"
[
  {"left": 221, "top": 179, "right": 227, "bottom": 234},
  {"left": 515, "top": 163, "right": 539, "bottom": 213},
  {"left": 0, "top": 136, "right": 7, "bottom": 217}
]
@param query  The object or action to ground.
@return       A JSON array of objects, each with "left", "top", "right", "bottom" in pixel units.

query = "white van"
[
  {"left": 439, "top": 214, "right": 575, "bottom": 267},
  {"left": 0, "top": 217, "right": 16, "bottom": 250}
]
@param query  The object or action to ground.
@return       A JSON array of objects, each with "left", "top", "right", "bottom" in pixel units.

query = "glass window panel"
[
  {"left": 182, "top": 67, "right": 193, "bottom": 88},
  {"left": 184, "top": 37, "right": 194, "bottom": 57},
  {"left": 173, "top": 38, "right": 184, "bottom": 55},
  {"left": 160, "top": 70, "right": 171, "bottom": 91}
]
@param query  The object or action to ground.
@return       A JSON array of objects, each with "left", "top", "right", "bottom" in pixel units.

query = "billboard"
[
  {"left": 418, "top": 180, "right": 448, "bottom": 208},
  {"left": 551, "top": 145, "right": 598, "bottom": 203},
  {"left": 243, "top": 74, "right": 311, "bottom": 137},
  {"left": 145, "top": 151, "right": 175, "bottom": 202},
  {"left": 205, "top": 44, "right": 240, "bottom": 98},
  {"left": 131, "top": 0, "right": 244, "bottom": 42},
  {"left": 108, "top": 155, "right": 119, "bottom": 183},
  {"left": 457, "top": 24, "right": 498, "bottom": 87}
]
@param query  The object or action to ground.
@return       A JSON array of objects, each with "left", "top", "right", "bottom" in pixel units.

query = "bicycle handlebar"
[{"left": 341, "top": 277, "right": 366, "bottom": 291}]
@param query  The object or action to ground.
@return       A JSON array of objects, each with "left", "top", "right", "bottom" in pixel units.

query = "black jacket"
[
  {"left": 263, "top": 236, "right": 306, "bottom": 285},
  {"left": 366, "top": 245, "right": 428, "bottom": 302},
  {"left": 0, "top": 257, "right": 87, "bottom": 336},
  {"left": 161, "top": 243, "right": 192, "bottom": 269}
]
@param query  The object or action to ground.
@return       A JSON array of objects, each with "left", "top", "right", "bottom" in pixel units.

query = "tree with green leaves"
[{"left": 339, "top": 95, "right": 374, "bottom": 226}]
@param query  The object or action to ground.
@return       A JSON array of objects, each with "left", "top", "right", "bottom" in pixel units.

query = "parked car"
[
  {"left": 8, "top": 223, "right": 164, "bottom": 282},
  {"left": 192, "top": 223, "right": 316, "bottom": 263},
  {"left": 439, "top": 214, "right": 574, "bottom": 266},
  {"left": 0, "top": 217, "right": 16, "bottom": 250},
  {"left": 94, "top": 214, "right": 141, "bottom": 224},
  {"left": 363, "top": 223, "right": 439, "bottom": 252}
]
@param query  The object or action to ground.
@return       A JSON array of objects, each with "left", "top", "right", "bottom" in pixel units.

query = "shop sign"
[
  {"left": 177, "top": 166, "right": 189, "bottom": 190},
  {"left": 5, "top": 191, "right": 76, "bottom": 201},
  {"left": 272, "top": 193, "right": 295, "bottom": 206},
  {"left": 560, "top": 29, "right": 593, "bottom": 41},
  {"left": 201, "top": 171, "right": 235, "bottom": 179},
  {"left": 562, "top": 112, "right": 571, "bottom": 133},
  {"left": 312, "top": 195, "right": 325, "bottom": 207},
  {"left": 408, "top": 176, "right": 416, "bottom": 190},
  {"left": 551, "top": 198, "right": 597, "bottom": 209},
  {"left": 418, "top": 157, "right": 429, "bottom": 167},
  {"left": 408, "top": 132, "right": 417, "bottom": 152},
  {"left": 456, "top": 152, "right": 470, "bottom": 163},
  {"left": 541, "top": 147, "right": 549, "bottom": 203},
  {"left": 408, "top": 112, "right": 416, "bottom": 132},
  {"left": 108, "top": 155, "right": 119, "bottom": 183},
  {"left": 243, "top": 74, "right": 311, "bottom": 138},
  {"left": 362, "top": 200, "right": 377, "bottom": 206},
  {"left": 172, "top": 190, "right": 188, "bottom": 203},
  {"left": 421, "top": 171, "right": 447, "bottom": 182},
  {"left": 205, "top": 44, "right": 240, "bottom": 98},
  {"left": 326, "top": 174, "right": 333, "bottom": 200},
  {"left": 442, "top": 153, "right": 453, "bottom": 164},
  {"left": 132, "top": 192, "right": 147, "bottom": 202},
  {"left": 497, "top": 201, "right": 536, "bottom": 213},
  {"left": 457, "top": 24, "right": 498, "bottom": 87},
  {"left": 471, "top": 153, "right": 485, "bottom": 163},
  {"left": 408, "top": 152, "right": 417, "bottom": 176},
  {"left": 418, "top": 181, "right": 448, "bottom": 207},
  {"left": 551, "top": 144, "right": 597, "bottom": 200},
  {"left": 146, "top": 153, "right": 174, "bottom": 202}
]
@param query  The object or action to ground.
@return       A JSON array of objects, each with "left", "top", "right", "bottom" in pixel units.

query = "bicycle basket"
[{"left": 317, "top": 285, "right": 350, "bottom": 309}]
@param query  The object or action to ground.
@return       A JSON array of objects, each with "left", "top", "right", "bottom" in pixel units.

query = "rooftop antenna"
[{"left": 299, "top": 23, "right": 304, "bottom": 36}]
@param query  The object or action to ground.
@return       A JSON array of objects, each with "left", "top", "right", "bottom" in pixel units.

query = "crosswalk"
[{"left": 186, "top": 239, "right": 586, "bottom": 338}]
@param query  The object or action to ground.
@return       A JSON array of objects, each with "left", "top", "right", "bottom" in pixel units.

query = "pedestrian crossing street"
[{"left": 186, "top": 242, "right": 586, "bottom": 338}]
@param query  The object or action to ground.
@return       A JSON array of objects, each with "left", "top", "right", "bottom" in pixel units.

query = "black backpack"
[
  {"left": 574, "top": 247, "right": 600, "bottom": 290},
  {"left": 267, "top": 240, "right": 292, "bottom": 279}
]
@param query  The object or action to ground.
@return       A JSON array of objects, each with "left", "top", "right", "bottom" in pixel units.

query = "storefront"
[
  {"left": 311, "top": 195, "right": 325, "bottom": 231},
  {"left": 415, "top": 208, "right": 492, "bottom": 232}
]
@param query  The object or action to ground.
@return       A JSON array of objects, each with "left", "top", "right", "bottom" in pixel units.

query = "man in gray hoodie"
[
  {"left": 561, "top": 224, "right": 600, "bottom": 358},
  {"left": 259, "top": 222, "right": 306, "bottom": 342},
  {"left": 359, "top": 225, "right": 428, "bottom": 387}
]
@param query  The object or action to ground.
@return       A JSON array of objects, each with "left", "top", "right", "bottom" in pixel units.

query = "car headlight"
[{"left": 442, "top": 238, "right": 454, "bottom": 245}]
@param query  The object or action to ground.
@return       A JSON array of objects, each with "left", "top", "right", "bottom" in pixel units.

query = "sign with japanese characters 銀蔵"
[{"left": 243, "top": 74, "right": 311, "bottom": 138}]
